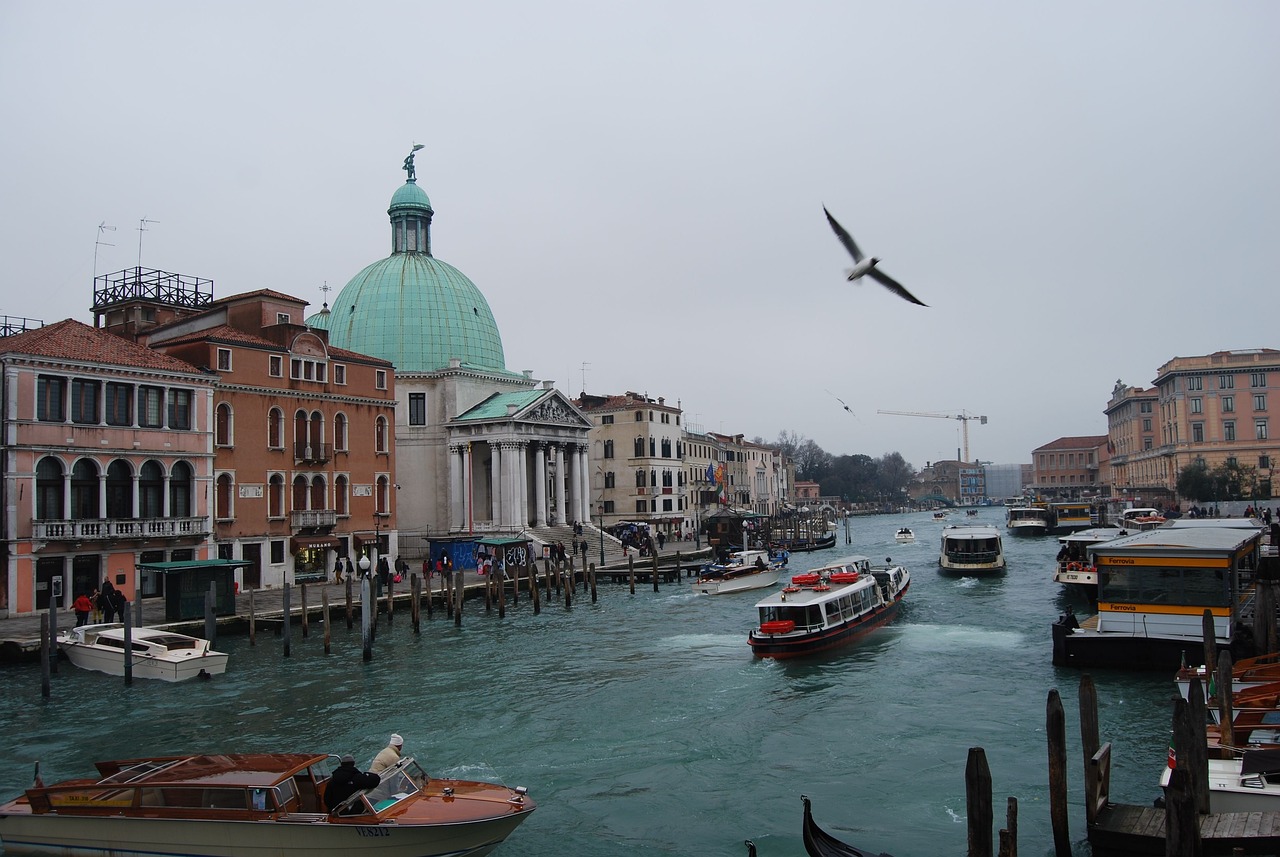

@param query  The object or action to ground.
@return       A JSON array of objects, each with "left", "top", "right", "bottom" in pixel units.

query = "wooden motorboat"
[
  {"left": 748, "top": 557, "right": 910, "bottom": 659},
  {"left": 1159, "top": 750, "right": 1280, "bottom": 814},
  {"left": 801, "top": 794, "right": 894, "bottom": 857},
  {"left": 0, "top": 752, "right": 534, "bottom": 857},
  {"left": 694, "top": 550, "right": 782, "bottom": 595},
  {"left": 57, "top": 624, "right": 228, "bottom": 682}
]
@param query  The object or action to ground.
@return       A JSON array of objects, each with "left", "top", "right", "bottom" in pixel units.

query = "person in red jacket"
[{"left": 73, "top": 592, "right": 93, "bottom": 627}]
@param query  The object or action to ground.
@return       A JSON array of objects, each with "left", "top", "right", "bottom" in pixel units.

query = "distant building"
[
  {"left": 1104, "top": 380, "right": 1162, "bottom": 502},
  {"left": 983, "top": 463, "right": 1026, "bottom": 502},
  {"left": 1032, "top": 436, "right": 1107, "bottom": 500}
]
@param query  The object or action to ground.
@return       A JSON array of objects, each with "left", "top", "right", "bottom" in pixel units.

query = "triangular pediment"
[{"left": 518, "top": 390, "right": 593, "bottom": 429}]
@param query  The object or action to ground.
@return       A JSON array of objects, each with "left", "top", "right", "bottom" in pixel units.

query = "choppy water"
[{"left": 0, "top": 507, "right": 1179, "bottom": 856}]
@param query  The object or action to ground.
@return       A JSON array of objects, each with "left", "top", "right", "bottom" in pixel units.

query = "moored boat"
[
  {"left": 58, "top": 624, "right": 228, "bottom": 682},
  {"left": 1049, "top": 501, "right": 1094, "bottom": 534},
  {"left": 801, "top": 793, "right": 893, "bottom": 857},
  {"left": 1159, "top": 751, "right": 1280, "bottom": 813},
  {"left": 1051, "top": 527, "right": 1126, "bottom": 599},
  {"left": 747, "top": 556, "right": 910, "bottom": 658},
  {"left": 0, "top": 752, "right": 534, "bottom": 857},
  {"left": 938, "top": 525, "right": 1005, "bottom": 575},
  {"left": 695, "top": 550, "right": 783, "bottom": 595}
]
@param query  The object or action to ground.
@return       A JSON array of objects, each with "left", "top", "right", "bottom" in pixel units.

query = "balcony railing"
[
  {"left": 291, "top": 509, "right": 338, "bottom": 529},
  {"left": 294, "top": 442, "right": 332, "bottom": 463},
  {"left": 33, "top": 516, "right": 210, "bottom": 541}
]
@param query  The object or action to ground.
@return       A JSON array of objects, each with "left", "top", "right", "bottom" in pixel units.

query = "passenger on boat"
[
  {"left": 754, "top": 555, "right": 767, "bottom": 570},
  {"left": 324, "top": 754, "right": 381, "bottom": 811},
  {"left": 370, "top": 733, "right": 404, "bottom": 774}
]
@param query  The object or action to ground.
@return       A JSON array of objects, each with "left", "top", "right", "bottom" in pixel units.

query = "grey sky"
[{"left": 2, "top": 2, "right": 1276, "bottom": 470}]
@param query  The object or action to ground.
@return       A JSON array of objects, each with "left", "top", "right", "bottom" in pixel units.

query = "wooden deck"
[{"left": 1092, "top": 802, "right": 1280, "bottom": 855}]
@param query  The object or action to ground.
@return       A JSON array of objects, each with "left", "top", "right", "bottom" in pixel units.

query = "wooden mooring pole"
[
  {"left": 300, "top": 583, "right": 309, "bottom": 638},
  {"left": 590, "top": 562, "right": 597, "bottom": 603},
  {"left": 411, "top": 575, "right": 421, "bottom": 633},
  {"left": 282, "top": 585, "right": 291, "bottom": 658},
  {"left": 1046, "top": 689, "right": 1069, "bottom": 856},
  {"left": 361, "top": 577, "right": 372, "bottom": 661},
  {"left": 345, "top": 577, "right": 353, "bottom": 630},
  {"left": 248, "top": 588, "right": 256, "bottom": 646},
  {"left": 322, "top": 589, "right": 331, "bottom": 654},
  {"left": 966, "top": 746, "right": 993, "bottom": 857},
  {"left": 40, "top": 614, "right": 50, "bottom": 698},
  {"left": 628, "top": 555, "right": 636, "bottom": 595}
]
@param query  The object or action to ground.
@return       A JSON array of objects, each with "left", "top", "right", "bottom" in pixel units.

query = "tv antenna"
[
  {"left": 136, "top": 217, "right": 159, "bottom": 268},
  {"left": 580, "top": 362, "right": 591, "bottom": 394},
  {"left": 93, "top": 222, "right": 116, "bottom": 279}
]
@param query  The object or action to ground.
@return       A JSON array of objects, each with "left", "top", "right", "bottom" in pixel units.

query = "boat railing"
[{"left": 946, "top": 550, "right": 1001, "bottom": 563}]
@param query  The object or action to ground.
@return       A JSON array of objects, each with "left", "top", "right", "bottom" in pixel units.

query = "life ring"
[
  {"left": 782, "top": 586, "right": 800, "bottom": 593},
  {"left": 813, "top": 585, "right": 830, "bottom": 591}
]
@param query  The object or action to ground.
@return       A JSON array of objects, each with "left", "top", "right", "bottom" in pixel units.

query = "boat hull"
[
  {"left": 1051, "top": 617, "right": 1215, "bottom": 671},
  {"left": 694, "top": 569, "right": 781, "bottom": 595},
  {"left": 0, "top": 810, "right": 529, "bottom": 856},
  {"left": 59, "top": 644, "right": 227, "bottom": 682},
  {"left": 747, "top": 597, "right": 904, "bottom": 659}
]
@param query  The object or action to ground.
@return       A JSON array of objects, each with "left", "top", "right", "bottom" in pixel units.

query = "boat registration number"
[{"left": 356, "top": 827, "right": 390, "bottom": 837}]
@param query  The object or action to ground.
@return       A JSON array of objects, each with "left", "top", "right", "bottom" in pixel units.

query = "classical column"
[
  {"left": 514, "top": 441, "right": 529, "bottom": 529},
  {"left": 553, "top": 444, "right": 567, "bottom": 527},
  {"left": 500, "top": 442, "right": 517, "bottom": 529},
  {"left": 449, "top": 444, "right": 464, "bottom": 531},
  {"left": 576, "top": 444, "right": 590, "bottom": 524},
  {"left": 534, "top": 443, "right": 548, "bottom": 527},
  {"left": 488, "top": 443, "right": 501, "bottom": 526}
]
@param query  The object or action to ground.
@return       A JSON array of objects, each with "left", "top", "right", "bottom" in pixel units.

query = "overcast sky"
[{"left": 2, "top": 2, "right": 1276, "bottom": 470}]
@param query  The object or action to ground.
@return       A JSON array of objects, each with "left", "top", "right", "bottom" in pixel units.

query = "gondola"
[{"left": 801, "top": 794, "right": 894, "bottom": 857}]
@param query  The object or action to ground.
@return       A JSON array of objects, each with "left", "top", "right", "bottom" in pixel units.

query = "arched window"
[
  {"left": 310, "top": 410, "right": 324, "bottom": 448},
  {"left": 106, "top": 460, "right": 132, "bottom": 519},
  {"left": 375, "top": 416, "right": 388, "bottom": 453},
  {"left": 215, "top": 402, "right": 232, "bottom": 446},
  {"left": 310, "top": 474, "right": 326, "bottom": 511},
  {"left": 35, "top": 457, "right": 64, "bottom": 520},
  {"left": 268, "top": 407, "right": 284, "bottom": 449},
  {"left": 635, "top": 469, "right": 646, "bottom": 488},
  {"left": 604, "top": 471, "right": 615, "bottom": 489},
  {"left": 376, "top": 475, "right": 389, "bottom": 514},
  {"left": 650, "top": 469, "right": 657, "bottom": 487},
  {"left": 662, "top": 469, "right": 673, "bottom": 488},
  {"left": 170, "top": 461, "right": 193, "bottom": 517},
  {"left": 140, "top": 461, "right": 164, "bottom": 518},
  {"left": 335, "top": 474, "right": 349, "bottom": 516},
  {"left": 294, "top": 409, "right": 308, "bottom": 455},
  {"left": 649, "top": 437, "right": 656, "bottom": 457},
  {"left": 215, "top": 472, "right": 233, "bottom": 519},
  {"left": 661, "top": 438, "right": 671, "bottom": 457},
  {"left": 70, "top": 459, "right": 100, "bottom": 520},
  {"left": 334, "top": 413, "right": 348, "bottom": 452},
  {"left": 268, "top": 473, "right": 285, "bottom": 518},
  {"left": 292, "top": 475, "right": 308, "bottom": 511},
  {"left": 633, "top": 437, "right": 644, "bottom": 457},
  {"left": 603, "top": 439, "right": 614, "bottom": 459}
]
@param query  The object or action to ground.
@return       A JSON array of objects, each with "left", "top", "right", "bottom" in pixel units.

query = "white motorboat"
[
  {"left": 58, "top": 624, "right": 228, "bottom": 682},
  {"left": 1160, "top": 750, "right": 1280, "bottom": 813},
  {"left": 1051, "top": 526, "right": 1126, "bottom": 596},
  {"left": 694, "top": 550, "right": 782, "bottom": 595},
  {"left": 894, "top": 528, "right": 915, "bottom": 543}
]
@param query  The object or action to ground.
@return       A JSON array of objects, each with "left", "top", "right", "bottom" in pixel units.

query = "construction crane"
[{"left": 877, "top": 410, "right": 989, "bottom": 462}]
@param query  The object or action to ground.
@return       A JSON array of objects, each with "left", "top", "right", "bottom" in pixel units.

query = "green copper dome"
[
  {"left": 306, "top": 302, "right": 332, "bottom": 330},
  {"left": 328, "top": 254, "right": 505, "bottom": 373},
  {"left": 325, "top": 153, "right": 507, "bottom": 374}
]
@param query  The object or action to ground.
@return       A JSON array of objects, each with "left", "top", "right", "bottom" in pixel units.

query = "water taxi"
[
  {"left": 894, "top": 527, "right": 915, "bottom": 543},
  {"left": 938, "top": 525, "right": 1006, "bottom": 575},
  {"left": 58, "top": 624, "right": 228, "bottom": 682},
  {"left": 0, "top": 752, "right": 534, "bottom": 857},
  {"left": 694, "top": 549, "right": 782, "bottom": 595},
  {"left": 1051, "top": 523, "right": 1265, "bottom": 670},
  {"left": 747, "top": 556, "right": 910, "bottom": 658}
]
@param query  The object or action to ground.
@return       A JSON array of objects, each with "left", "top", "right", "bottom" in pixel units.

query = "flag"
[{"left": 705, "top": 462, "right": 716, "bottom": 485}]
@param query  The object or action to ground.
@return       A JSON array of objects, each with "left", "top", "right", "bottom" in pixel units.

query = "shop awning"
[
  {"left": 137, "top": 559, "right": 254, "bottom": 573},
  {"left": 292, "top": 535, "right": 341, "bottom": 552}
]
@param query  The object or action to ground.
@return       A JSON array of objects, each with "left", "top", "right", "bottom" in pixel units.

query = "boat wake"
[{"left": 899, "top": 623, "right": 1024, "bottom": 650}]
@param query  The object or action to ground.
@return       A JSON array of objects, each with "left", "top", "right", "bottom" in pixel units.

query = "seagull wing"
[
  {"left": 867, "top": 267, "right": 928, "bottom": 307},
  {"left": 823, "top": 207, "right": 864, "bottom": 263}
]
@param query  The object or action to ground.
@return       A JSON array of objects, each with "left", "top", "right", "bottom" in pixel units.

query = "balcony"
[
  {"left": 33, "top": 517, "right": 210, "bottom": 542},
  {"left": 292, "top": 509, "right": 337, "bottom": 529},
  {"left": 294, "top": 442, "right": 332, "bottom": 463}
]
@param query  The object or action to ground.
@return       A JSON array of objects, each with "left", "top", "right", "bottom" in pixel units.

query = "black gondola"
[{"left": 801, "top": 794, "right": 894, "bottom": 857}]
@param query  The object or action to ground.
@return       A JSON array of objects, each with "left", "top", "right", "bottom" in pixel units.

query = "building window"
[
  {"left": 1140, "top": 401, "right": 1152, "bottom": 413},
  {"left": 35, "top": 457, "right": 63, "bottom": 519},
  {"left": 408, "top": 393, "right": 426, "bottom": 426},
  {"left": 634, "top": 437, "right": 645, "bottom": 457},
  {"left": 334, "top": 413, "right": 348, "bottom": 452},
  {"left": 139, "top": 386, "right": 164, "bottom": 428},
  {"left": 604, "top": 439, "right": 614, "bottom": 459},
  {"left": 140, "top": 461, "right": 163, "bottom": 518},
  {"left": 168, "top": 389, "right": 192, "bottom": 430},
  {"left": 1187, "top": 376, "right": 1203, "bottom": 391},
  {"left": 277, "top": 312, "right": 290, "bottom": 325},
  {"left": 1255, "top": 394, "right": 1267, "bottom": 411},
  {"left": 170, "top": 461, "right": 193, "bottom": 517},
  {"left": 601, "top": 414, "right": 614, "bottom": 425},
  {"left": 105, "top": 460, "right": 131, "bottom": 518},
  {"left": 215, "top": 403, "right": 233, "bottom": 446},
  {"left": 268, "top": 407, "right": 284, "bottom": 449},
  {"left": 603, "top": 500, "right": 615, "bottom": 514},
  {"left": 1223, "top": 395, "right": 1235, "bottom": 413},
  {"left": 1190, "top": 397, "right": 1202, "bottom": 414},
  {"left": 1253, "top": 372, "right": 1267, "bottom": 388},
  {"left": 1257, "top": 419, "right": 1269, "bottom": 441},
  {"left": 1220, "top": 374, "right": 1235, "bottom": 389},
  {"left": 1191, "top": 422, "right": 1204, "bottom": 443},
  {"left": 216, "top": 473, "right": 234, "bottom": 519},
  {"left": 1224, "top": 421, "right": 1236, "bottom": 441},
  {"left": 604, "top": 471, "right": 615, "bottom": 489},
  {"left": 291, "top": 358, "right": 327, "bottom": 382},
  {"left": 637, "top": 500, "right": 648, "bottom": 514},
  {"left": 375, "top": 416, "right": 388, "bottom": 453},
  {"left": 635, "top": 470, "right": 646, "bottom": 488},
  {"left": 1262, "top": 455, "right": 1271, "bottom": 470},
  {"left": 376, "top": 370, "right": 387, "bottom": 390},
  {"left": 376, "top": 476, "right": 390, "bottom": 515},
  {"left": 269, "top": 355, "right": 283, "bottom": 377},
  {"left": 70, "top": 459, "right": 99, "bottom": 519},
  {"left": 105, "top": 383, "right": 132, "bottom": 426},
  {"left": 270, "top": 540, "right": 285, "bottom": 565},
  {"left": 292, "top": 475, "right": 308, "bottom": 512},
  {"left": 1143, "top": 438, "right": 1153, "bottom": 450},
  {"left": 36, "top": 375, "right": 65, "bottom": 422},
  {"left": 333, "top": 364, "right": 346, "bottom": 385},
  {"left": 70, "top": 379, "right": 100, "bottom": 425},
  {"left": 268, "top": 473, "right": 285, "bottom": 519},
  {"left": 217, "top": 348, "right": 232, "bottom": 371},
  {"left": 335, "top": 474, "right": 349, "bottom": 516},
  {"left": 635, "top": 411, "right": 643, "bottom": 422}
]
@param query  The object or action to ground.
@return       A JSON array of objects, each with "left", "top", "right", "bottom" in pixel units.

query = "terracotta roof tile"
[{"left": 0, "top": 319, "right": 203, "bottom": 374}]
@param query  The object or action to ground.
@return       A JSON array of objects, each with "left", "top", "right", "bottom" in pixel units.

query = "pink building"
[{"left": 0, "top": 319, "right": 216, "bottom": 616}]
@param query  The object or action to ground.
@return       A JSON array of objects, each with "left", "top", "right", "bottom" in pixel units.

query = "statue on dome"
[{"left": 403, "top": 143, "right": 425, "bottom": 182}]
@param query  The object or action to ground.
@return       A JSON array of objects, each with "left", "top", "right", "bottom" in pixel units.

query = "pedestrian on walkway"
[
  {"left": 100, "top": 580, "right": 118, "bottom": 623},
  {"left": 90, "top": 588, "right": 103, "bottom": 623},
  {"left": 73, "top": 592, "right": 93, "bottom": 627}
]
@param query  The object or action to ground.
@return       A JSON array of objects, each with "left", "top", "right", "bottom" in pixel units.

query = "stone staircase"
[{"left": 520, "top": 523, "right": 711, "bottom": 571}]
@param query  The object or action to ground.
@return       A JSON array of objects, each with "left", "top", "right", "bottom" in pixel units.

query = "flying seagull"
[
  {"left": 825, "top": 389, "right": 854, "bottom": 415},
  {"left": 823, "top": 206, "right": 928, "bottom": 307}
]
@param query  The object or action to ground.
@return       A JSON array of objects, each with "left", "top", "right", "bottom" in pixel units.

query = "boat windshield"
[{"left": 363, "top": 757, "right": 427, "bottom": 812}]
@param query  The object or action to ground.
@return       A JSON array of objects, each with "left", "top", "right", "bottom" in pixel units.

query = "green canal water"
[{"left": 0, "top": 507, "right": 1178, "bottom": 856}]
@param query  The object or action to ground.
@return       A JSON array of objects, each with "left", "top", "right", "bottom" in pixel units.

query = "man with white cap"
[{"left": 370, "top": 733, "right": 404, "bottom": 774}]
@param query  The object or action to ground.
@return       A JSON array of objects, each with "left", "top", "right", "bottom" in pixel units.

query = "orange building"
[{"left": 1032, "top": 435, "right": 1107, "bottom": 500}]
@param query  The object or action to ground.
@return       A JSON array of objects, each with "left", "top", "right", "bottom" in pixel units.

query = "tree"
[
  {"left": 876, "top": 452, "right": 916, "bottom": 500},
  {"left": 1176, "top": 459, "right": 1212, "bottom": 501}
]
